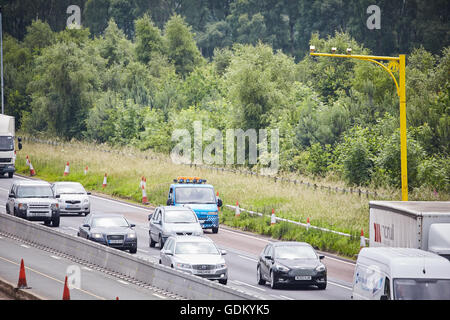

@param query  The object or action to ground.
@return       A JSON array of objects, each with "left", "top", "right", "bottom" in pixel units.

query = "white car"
[
  {"left": 52, "top": 182, "right": 91, "bottom": 216},
  {"left": 159, "top": 235, "right": 228, "bottom": 285}
]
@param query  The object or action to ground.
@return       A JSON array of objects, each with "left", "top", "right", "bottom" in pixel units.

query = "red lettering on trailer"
[{"left": 374, "top": 223, "right": 381, "bottom": 242}]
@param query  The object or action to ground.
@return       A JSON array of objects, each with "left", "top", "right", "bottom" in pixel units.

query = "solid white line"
[
  {"left": 117, "top": 279, "right": 129, "bottom": 285},
  {"left": 220, "top": 228, "right": 270, "bottom": 243},
  {"left": 238, "top": 255, "right": 258, "bottom": 263},
  {"left": 279, "top": 295, "right": 295, "bottom": 300},
  {"left": 232, "top": 280, "right": 266, "bottom": 292},
  {"left": 153, "top": 293, "right": 167, "bottom": 299},
  {"left": 137, "top": 248, "right": 149, "bottom": 254},
  {"left": 322, "top": 255, "right": 355, "bottom": 266},
  {"left": 269, "top": 294, "right": 281, "bottom": 299},
  {"left": 21, "top": 244, "right": 30, "bottom": 249},
  {"left": 89, "top": 195, "right": 151, "bottom": 212},
  {"left": 328, "top": 280, "right": 352, "bottom": 291},
  {"left": 50, "top": 255, "right": 61, "bottom": 260}
]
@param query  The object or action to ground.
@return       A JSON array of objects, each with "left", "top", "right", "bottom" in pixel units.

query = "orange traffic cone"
[
  {"left": 84, "top": 166, "right": 88, "bottom": 175},
  {"left": 62, "top": 276, "right": 70, "bottom": 300},
  {"left": 102, "top": 173, "right": 107, "bottom": 188},
  {"left": 29, "top": 161, "right": 36, "bottom": 176},
  {"left": 17, "top": 259, "right": 29, "bottom": 289},
  {"left": 116, "top": 296, "right": 119, "bottom": 300},
  {"left": 26, "top": 155, "right": 30, "bottom": 166},
  {"left": 307, "top": 217, "right": 310, "bottom": 231},
  {"left": 360, "top": 229, "right": 366, "bottom": 251},
  {"left": 142, "top": 185, "right": 149, "bottom": 204},
  {"left": 271, "top": 209, "right": 276, "bottom": 225},
  {"left": 235, "top": 201, "right": 240, "bottom": 217},
  {"left": 64, "top": 162, "right": 70, "bottom": 176}
]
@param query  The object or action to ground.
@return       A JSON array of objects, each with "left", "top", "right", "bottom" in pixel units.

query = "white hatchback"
[{"left": 52, "top": 182, "right": 91, "bottom": 216}]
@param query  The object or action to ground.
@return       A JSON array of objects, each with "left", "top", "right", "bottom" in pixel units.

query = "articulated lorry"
[
  {"left": 369, "top": 201, "right": 450, "bottom": 261},
  {"left": 0, "top": 114, "right": 21, "bottom": 178}
]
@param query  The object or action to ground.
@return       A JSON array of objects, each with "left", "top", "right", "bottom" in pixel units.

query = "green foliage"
[{"left": 134, "top": 14, "right": 165, "bottom": 65}]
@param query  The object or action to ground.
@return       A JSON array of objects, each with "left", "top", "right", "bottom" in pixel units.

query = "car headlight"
[
  {"left": 91, "top": 233, "right": 103, "bottom": 239},
  {"left": 176, "top": 263, "right": 192, "bottom": 269},
  {"left": 193, "top": 231, "right": 203, "bottom": 236},
  {"left": 83, "top": 198, "right": 89, "bottom": 204},
  {"left": 208, "top": 212, "right": 218, "bottom": 215},
  {"left": 275, "top": 264, "right": 290, "bottom": 272},
  {"left": 216, "top": 263, "right": 227, "bottom": 269},
  {"left": 18, "top": 203, "right": 28, "bottom": 210},
  {"left": 127, "top": 233, "right": 136, "bottom": 239},
  {"left": 51, "top": 203, "right": 59, "bottom": 210},
  {"left": 316, "top": 264, "right": 326, "bottom": 272}
]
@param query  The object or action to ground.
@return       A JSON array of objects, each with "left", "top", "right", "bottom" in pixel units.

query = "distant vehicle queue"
[{"left": 5, "top": 177, "right": 450, "bottom": 297}]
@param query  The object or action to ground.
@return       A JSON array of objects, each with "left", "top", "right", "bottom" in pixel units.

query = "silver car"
[
  {"left": 52, "top": 182, "right": 91, "bottom": 216},
  {"left": 159, "top": 236, "right": 228, "bottom": 285},
  {"left": 148, "top": 206, "right": 203, "bottom": 249},
  {"left": 6, "top": 180, "right": 60, "bottom": 227}
]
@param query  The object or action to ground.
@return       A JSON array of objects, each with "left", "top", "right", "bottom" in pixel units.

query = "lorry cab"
[
  {"left": 167, "top": 177, "right": 222, "bottom": 233},
  {"left": 352, "top": 247, "right": 450, "bottom": 300}
]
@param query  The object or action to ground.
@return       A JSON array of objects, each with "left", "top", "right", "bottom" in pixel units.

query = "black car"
[
  {"left": 78, "top": 214, "right": 137, "bottom": 254},
  {"left": 257, "top": 241, "right": 327, "bottom": 290}
]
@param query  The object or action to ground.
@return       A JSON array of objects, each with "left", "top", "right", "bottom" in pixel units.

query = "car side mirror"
[
  {"left": 55, "top": 194, "right": 60, "bottom": 198},
  {"left": 130, "top": 224, "right": 136, "bottom": 228},
  {"left": 87, "top": 192, "right": 91, "bottom": 195},
  {"left": 83, "top": 224, "right": 90, "bottom": 230},
  {"left": 265, "top": 255, "right": 273, "bottom": 260},
  {"left": 164, "top": 250, "right": 173, "bottom": 256},
  {"left": 221, "top": 250, "right": 227, "bottom": 256},
  {"left": 166, "top": 199, "right": 173, "bottom": 205},
  {"left": 319, "top": 255, "right": 325, "bottom": 260},
  {"left": 8, "top": 193, "right": 15, "bottom": 198},
  {"left": 148, "top": 213, "right": 153, "bottom": 221},
  {"left": 217, "top": 198, "right": 223, "bottom": 207}
]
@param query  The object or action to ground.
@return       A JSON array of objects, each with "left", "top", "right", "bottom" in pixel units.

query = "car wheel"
[
  {"left": 159, "top": 235, "right": 164, "bottom": 250},
  {"left": 149, "top": 235, "right": 156, "bottom": 248},
  {"left": 84, "top": 211, "right": 90, "bottom": 216},
  {"left": 5, "top": 205, "right": 9, "bottom": 214},
  {"left": 212, "top": 227, "right": 219, "bottom": 234},
  {"left": 270, "top": 271, "right": 279, "bottom": 289},
  {"left": 129, "top": 247, "right": 137, "bottom": 254},
  {"left": 219, "top": 279, "right": 227, "bottom": 285},
  {"left": 44, "top": 220, "right": 51, "bottom": 226},
  {"left": 8, "top": 172, "right": 13, "bottom": 178},
  {"left": 52, "top": 215, "right": 60, "bottom": 227},
  {"left": 257, "top": 265, "right": 266, "bottom": 285},
  {"left": 317, "top": 283, "right": 327, "bottom": 290}
]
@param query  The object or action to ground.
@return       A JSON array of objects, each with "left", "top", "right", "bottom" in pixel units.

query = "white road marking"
[
  {"left": 21, "top": 244, "right": 30, "bottom": 249},
  {"left": 328, "top": 280, "right": 352, "bottom": 291},
  {"left": 232, "top": 280, "right": 266, "bottom": 292},
  {"left": 82, "top": 267, "right": 92, "bottom": 271},
  {"left": 50, "top": 255, "right": 61, "bottom": 260},
  {"left": 269, "top": 294, "right": 281, "bottom": 299},
  {"left": 89, "top": 195, "right": 151, "bottom": 212},
  {"left": 238, "top": 255, "right": 258, "bottom": 263},
  {"left": 153, "top": 293, "right": 167, "bottom": 299},
  {"left": 279, "top": 295, "right": 294, "bottom": 300},
  {"left": 137, "top": 248, "right": 149, "bottom": 254},
  {"left": 117, "top": 279, "right": 129, "bottom": 285}
]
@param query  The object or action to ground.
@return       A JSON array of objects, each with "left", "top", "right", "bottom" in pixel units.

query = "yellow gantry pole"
[{"left": 310, "top": 50, "right": 408, "bottom": 201}]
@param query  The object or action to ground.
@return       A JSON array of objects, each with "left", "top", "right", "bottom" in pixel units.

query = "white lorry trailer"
[
  {"left": 0, "top": 114, "right": 21, "bottom": 178},
  {"left": 369, "top": 201, "right": 450, "bottom": 261}
]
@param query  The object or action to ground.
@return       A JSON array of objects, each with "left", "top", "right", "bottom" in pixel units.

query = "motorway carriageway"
[{"left": 0, "top": 175, "right": 355, "bottom": 300}]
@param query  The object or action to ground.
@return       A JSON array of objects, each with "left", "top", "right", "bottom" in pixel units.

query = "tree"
[
  {"left": 164, "top": 14, "right": 204, "bottom": 76},
  {"left": 134, "top": 13, "right": 165, "bottom": 64}
]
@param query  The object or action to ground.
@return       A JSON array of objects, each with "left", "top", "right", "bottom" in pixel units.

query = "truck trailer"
[
  {"left": 0, "top": 114, "right": 21, "bottom": 178},
  {"left": 369, "top": 201, "right": 450, "bottom": 260}
]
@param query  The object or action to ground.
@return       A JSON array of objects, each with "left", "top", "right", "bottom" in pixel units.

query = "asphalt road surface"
[{"left": 0, "top": 174, "right": 355, "bottom": 300}]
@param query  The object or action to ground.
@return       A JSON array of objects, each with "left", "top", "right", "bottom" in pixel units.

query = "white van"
[{"left": 352, "top": 247, "right": 450, "bottom": 300}]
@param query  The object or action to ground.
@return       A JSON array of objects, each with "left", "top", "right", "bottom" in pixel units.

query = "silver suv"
[{"left": 6, "top": 181, "right": 61, "bottom": 227}]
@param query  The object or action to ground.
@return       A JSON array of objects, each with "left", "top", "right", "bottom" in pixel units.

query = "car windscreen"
[
  {"left": 17, "top": 185, "right": 54, "bottom": 198},
  {"left": 55, "top": 183, "right": 86, "bottom": 194},
  {"left": 274, "top": 246, "right": 317, "bottom": 260},
  {"left": 393, "top": 278, "right": 450, "bottom": 300},
  {"left": 175, "top": 187, "right": 215, "bottom": 204},
  {"left": 164, "top": 210, "right": 198, "bottom": 223},
  {"left": 175, "top": 242, "right": 219, "bottom": 255},
  {"left": 0, "top": 136, "right": 14, "bottom": 151},
  {"left": 92, "top": 217, "right": 129, "bottom": 228}
]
